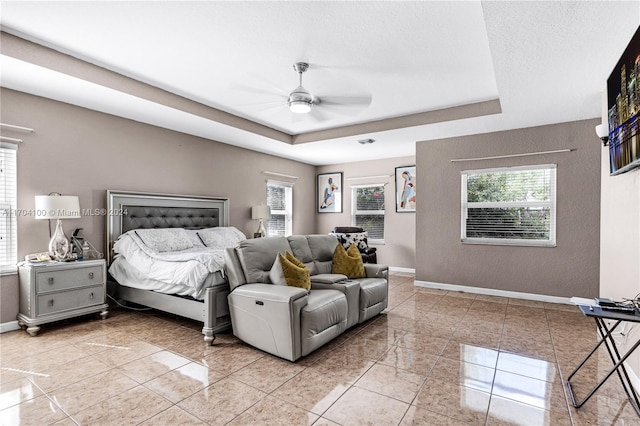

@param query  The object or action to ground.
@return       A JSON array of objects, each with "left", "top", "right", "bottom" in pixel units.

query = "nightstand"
[{"left": 17, "top": 259, "right": 108, "bottom": 336}]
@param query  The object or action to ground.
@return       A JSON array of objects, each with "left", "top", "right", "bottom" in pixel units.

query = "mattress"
[{"left": 109, "top": 256, "right": 225, "bottom": 300}]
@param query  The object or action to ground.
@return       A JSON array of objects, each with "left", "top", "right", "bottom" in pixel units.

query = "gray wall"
[
  {"left": 416, "top": 119, "right": 601, "bottom": 298},
  {"left": 317, "top": 156, "right": 416, "bottom": 270},
  {"left": 0, "top": 88, "right": 317, "bottom": 323}
]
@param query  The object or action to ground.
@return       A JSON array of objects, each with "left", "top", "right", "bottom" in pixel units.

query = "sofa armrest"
[
  {"left": 230, "top": 283, "right": 308, "bottom": 303},
  {"left": 364, "top": 264, "right": 389, "bottom": 280}
]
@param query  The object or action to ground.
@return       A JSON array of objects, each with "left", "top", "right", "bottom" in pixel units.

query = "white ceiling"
[{"left": 1, "top": 1, "right": 639, "bottom": 165}]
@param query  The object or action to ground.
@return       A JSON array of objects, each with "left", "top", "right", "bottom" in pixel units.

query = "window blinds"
[
  {"left": 352, "top": 184, "right": 385, "bottom": 241},
  {"left": 461, "top": 164, "right": 557, "bottom": 247},
  {"left": 0, "top": 145, "right": 17, "bottom": 271},
  {"left": 266, "top": 180, "right": 293, "bottom": 237}
]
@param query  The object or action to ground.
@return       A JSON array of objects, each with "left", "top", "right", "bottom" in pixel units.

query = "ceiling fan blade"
[
  {"left": 308, "top": 107, "right": 329, "bottom": 122},
  {"left": 319, "top": 94, "right": 373, "bottom": 108}
]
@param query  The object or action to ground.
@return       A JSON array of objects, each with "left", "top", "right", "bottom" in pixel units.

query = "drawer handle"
[
  {"left": 89, "top": 292, "right": 94, "bottom": 299},
  {"left": 48, "top": 299, "right": 54, "bottom": 307},
  {"left": 88, "top": 272, "right": 94, "bottom": 280},
  {"left": 48, "top": 277, "right": 54, "bottom": 285}
]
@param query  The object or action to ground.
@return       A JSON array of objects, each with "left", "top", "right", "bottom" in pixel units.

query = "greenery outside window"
[
  {"left": 461, "top": 164, "right": 557, "bottom": 247},
  {"left": 351, "top": 184, "right": 385, "bottom": 243},
  {"left": 266, "top": 180, "right": 293, "bottom": 237},
  {"left": 0, "top": 145, "right": 17, "bottom": 273}
]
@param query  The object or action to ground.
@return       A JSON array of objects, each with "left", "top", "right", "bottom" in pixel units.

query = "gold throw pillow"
[
  {"left": 332, "top": 243, "right": 366, "bottom": 278},
  {"left": 279, "top": 252, "right": 311, "bottom": 291}
]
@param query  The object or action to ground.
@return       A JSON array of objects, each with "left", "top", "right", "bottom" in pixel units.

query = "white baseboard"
[
  {"left": 414, "top": 280, "right": 572, "bottom": 304},
  {"left": 0, "top": 320, "right": 20, "bottom": 333},
  {"left": 625, "top": 361, "right": 640, "bottom": 394},
  {"left": 389, "top": 267, "right": 415, "bottom": 274}
]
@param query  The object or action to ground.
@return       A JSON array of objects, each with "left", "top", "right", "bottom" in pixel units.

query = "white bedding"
[
  {"left": 109, "top": 227, "right": 245, "bottom": 299},
  {"left": 109, "top": 256, "right": 225, "bottom": 300}
]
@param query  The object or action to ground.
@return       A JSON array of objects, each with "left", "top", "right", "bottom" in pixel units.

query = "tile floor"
[{"left": 1, "top": 273, "right": 637, "bottom": 425}]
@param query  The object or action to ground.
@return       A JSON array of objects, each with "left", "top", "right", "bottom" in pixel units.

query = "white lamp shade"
[
  {"left": 35, "top": 195, "right": 81, "bottom": 219},
  {"left": 595, "top": 123, "right": 609, "bottom": 139},
  {"left": 251, "top": 205, "right": 271, "bottom": 220}
]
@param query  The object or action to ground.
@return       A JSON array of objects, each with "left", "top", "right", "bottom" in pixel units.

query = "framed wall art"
[
  {"left": 395, "top": 165, "right": 416, "bottom": 212},
  {"left": 317, "top": 172, "right": 342, "bottom": 213}
]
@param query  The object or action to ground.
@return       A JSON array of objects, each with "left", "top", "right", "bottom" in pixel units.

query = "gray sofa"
[{"left": 224, "top": 234, "right": 388, "bottom": 361}]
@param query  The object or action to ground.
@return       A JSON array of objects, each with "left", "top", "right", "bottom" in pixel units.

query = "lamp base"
[
  {"left": 255, "top": 218, "right": 266, "bottom": 238},
  {"left": 49, "top": 219, "right": 71, "bottom": 260}
]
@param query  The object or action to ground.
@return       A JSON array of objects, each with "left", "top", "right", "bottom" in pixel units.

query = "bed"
[{"left": 106, "top": 190, "right": 235, "bottom": 344}]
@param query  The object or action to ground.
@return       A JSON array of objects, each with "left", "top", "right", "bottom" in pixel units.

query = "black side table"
[{"left": 566, "top": 305, "right": 640, "bottom": 416}]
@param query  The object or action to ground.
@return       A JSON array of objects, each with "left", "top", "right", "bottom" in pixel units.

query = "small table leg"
[{"left": 566, "top": 318, "right": 640, "bottom": 416}]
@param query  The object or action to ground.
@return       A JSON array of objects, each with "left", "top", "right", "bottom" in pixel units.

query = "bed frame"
[{"left": 106, "top": 190, "right": 232, "bottom": 344}]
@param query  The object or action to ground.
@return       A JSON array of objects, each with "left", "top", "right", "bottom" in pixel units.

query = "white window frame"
[
  {"left": 351, "top": 183, "right": 385, "bottom": 244},
  {"left": 461, "top": 164, "right": 557, "bottom": 247},
  {"left": 0, "top": 144, "right": 18, "bottom": 274},
  {"left": 266, "top": 180, "right": 293, "bottom": 237}
]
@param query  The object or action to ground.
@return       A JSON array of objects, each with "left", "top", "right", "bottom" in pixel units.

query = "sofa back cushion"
[
  {"left": 235, "top": 236, "right": 292, "bottom": 284},
  {"left": 287, "top": 235, "right": 317, "bottom": 275},
  {"left": 306, "top": 235, "right": 339, "bottom": 274}
]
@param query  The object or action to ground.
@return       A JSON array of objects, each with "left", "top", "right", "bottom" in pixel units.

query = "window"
[
  {"left": 266, "top": 180, "right": 293, "bottom": 237},
  {"left": 461, "top": 164, "right": 557, "bottom": 247},
  {"left": 0, "top": 145, "right": 17, "bottom": 273},
  {"left": 351, "top": 184, "right": 385, "bottom": 243}
]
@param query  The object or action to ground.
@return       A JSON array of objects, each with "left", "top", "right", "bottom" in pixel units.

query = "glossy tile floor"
[{"left": 1, "top": 273, "right": 637, "bottom": 425}]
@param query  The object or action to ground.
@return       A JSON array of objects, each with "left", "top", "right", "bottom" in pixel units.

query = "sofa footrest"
[{"left": 301, "top": 289, "right": 348, "bottom": 356}]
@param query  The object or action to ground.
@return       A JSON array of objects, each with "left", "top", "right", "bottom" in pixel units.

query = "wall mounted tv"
[{"left": 608, "top": 26, "right": 640, "bottom": 175}]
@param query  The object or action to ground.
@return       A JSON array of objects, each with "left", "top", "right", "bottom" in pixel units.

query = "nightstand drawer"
[
  {"left": 36, "top": 265, "right": 104, "bottom": 293},
  {"left": 37, "top": 286, "right": 105, "bottom": 316}
]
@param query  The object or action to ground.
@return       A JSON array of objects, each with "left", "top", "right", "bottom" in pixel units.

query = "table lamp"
[
  {"left": 251, "top": 205, "right": 271, "bottom": 238},
  {"left": 35, "top": 193, "right": 80, "bottom": 260}
]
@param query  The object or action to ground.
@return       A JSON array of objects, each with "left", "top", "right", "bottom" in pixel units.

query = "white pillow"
[
  {"left": 135, "top": 228, "right": 194, "bottom": 252},
  {"left": 197, "top": 226, "right": 246, "bottom": 250},
  {"left": 268, "top": 254, "right": 287, "bottom": 286},
  {"left": 185, "top": 229, "right": 206, "bottom": 247}
]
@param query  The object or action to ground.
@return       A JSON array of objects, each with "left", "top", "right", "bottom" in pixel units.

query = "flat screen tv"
[{"left": 608, "top": 26, "right": 640, "bottom": 175}]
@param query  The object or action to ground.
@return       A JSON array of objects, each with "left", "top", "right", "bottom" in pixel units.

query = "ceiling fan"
[
  {"left": 235, "top": 62, "right": 372, "bottom": 120},
  {"left": 286, "top": 62, "right": 372, "bottom": 116}
]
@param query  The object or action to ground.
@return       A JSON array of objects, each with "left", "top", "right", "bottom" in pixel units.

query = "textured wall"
[{"left": 416, "top": 119, "right": 601, "bottom": 298}]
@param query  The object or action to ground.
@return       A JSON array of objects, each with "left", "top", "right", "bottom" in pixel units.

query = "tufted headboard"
[{"left": 106, "top": 190, "right": 229, "bottom": 265}]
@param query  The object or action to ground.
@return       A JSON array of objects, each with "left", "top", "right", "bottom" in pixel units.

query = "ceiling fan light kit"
[{"left": 288, "top": 62, "right": 316, "bottom": 114}]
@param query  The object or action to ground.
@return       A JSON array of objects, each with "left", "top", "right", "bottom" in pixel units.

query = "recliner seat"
[{"left": 224, "top": 234, "right": 388, "bottom": 361}]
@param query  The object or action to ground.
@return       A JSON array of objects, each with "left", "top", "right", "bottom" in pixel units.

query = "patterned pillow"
[
  {"left": 197, "top": 226, "right": 246, "bottom": 249},
  {"left": 135, "top": 228, "right": 194, "bottom": 252},
  {"left": 278, "top": 252, "right": 311, "bottom": 291},
  {"left": 332, "top": 243, "right": 366, "bottom": 278},
  {"left": 335, "top": 232, "right": 369, "bottom": 251}
]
